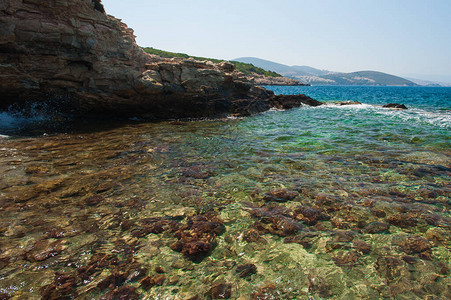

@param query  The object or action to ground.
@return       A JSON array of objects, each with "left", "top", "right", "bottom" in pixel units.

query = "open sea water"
[{"left": 0, "top": 86, "right": 450, "bottom": 299}]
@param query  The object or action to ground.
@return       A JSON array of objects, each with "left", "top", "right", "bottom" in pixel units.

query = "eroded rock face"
[{"left": 0, "top": 0, "right": 322, "bottom": 119}]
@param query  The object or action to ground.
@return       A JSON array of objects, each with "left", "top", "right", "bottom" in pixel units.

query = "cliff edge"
[{"left": 0, "top": 0, "right": 321, "bottom": 119}]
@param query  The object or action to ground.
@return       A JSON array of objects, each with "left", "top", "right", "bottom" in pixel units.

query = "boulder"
[
  {"left": 0, "top": 0, "right": 322, "bottom": 119},
  {"left": 383, "top": 103, "right": 408, "bottom": 109}
]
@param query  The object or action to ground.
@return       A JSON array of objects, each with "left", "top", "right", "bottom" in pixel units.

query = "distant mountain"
[
  {"left": 233, "top": 57, "right": 418, "bottom": 86},
  {"left": 404, "top": 77, "right": 451, "bottom": 87},
  {"left": 318, "top": 71, "right": 418, "bottom": 86},
  {"left": 233, "top": 57, "right": 330, "bottom": 76}
]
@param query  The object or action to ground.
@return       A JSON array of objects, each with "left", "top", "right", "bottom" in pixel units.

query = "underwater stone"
[
  {"left": 103, "top": 286, "right": 140, "bottom": 300},
  {"left": 40, "top": 272, "right": 77, "bottom": 300},
  {"left": 387, "top": 213, "right": 418, "bottom": 228},
  {"left": 392, "top": 235, "right": 432, "bottom": 255},
  {"left": 263, "top": 188, "right": 298, "bottom": 202},
  {"left": 375, "top": 256, "right": 404, "bottom": 281},
  {"left": 171, "top": 213, "right": 225, "bottom": 261},
  {"left": 84, "top": 194, "right": 104, "bottom": 206},
  {"left": 250, "top": 283, "right": 280, "bottom": 300},
  {"left": 209, "top": 283, "right": 232, "bottom": 299},
  {"left": 25, "top": 239, "right": 63, "bottom": 262},
  {"left": 364, "top": 221, "right": 390, "bottom": 234},
  {"left": 293, "top": 206, "right": 330, "bottom": 225},
  {"left": 332, "top": 250, "right": 361, "bottom": 267},
  {"left": 308, "top": 275, "right": 332, "bottom": 298},
  {"left": 353, "top": 240, "right": 371, "bottom": 254},
  {"left": 97, "top": 272, "right": 127, "bottom": 290},
  {"left": 236, "top": 263, "right": 257, "bottom": 278}
]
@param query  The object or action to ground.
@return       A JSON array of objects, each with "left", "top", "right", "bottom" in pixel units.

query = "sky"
[{"left": 102, "top": 0, "right": 451, "bottom": 82}]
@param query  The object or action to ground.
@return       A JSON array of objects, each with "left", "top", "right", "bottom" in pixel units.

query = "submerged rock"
[
  {"left": 170, "top": 213, "right": 225, "bottom": 261},
  {"left": 236, "top": 263, "right": 257, "bottom": 278},
  {"left": 263, "top": 188, "right": 298, "bottom": 202},
  {"left": 209, "top": 283, "right": 232, "bottom": 299}
]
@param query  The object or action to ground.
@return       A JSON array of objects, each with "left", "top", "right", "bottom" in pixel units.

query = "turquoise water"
[{"left": 0, "top": 86, "right": 450, "bottom": 299}]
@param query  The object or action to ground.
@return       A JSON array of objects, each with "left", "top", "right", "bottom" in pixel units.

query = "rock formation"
[
  {"left": 0, "top": 0, "right": 322, "bottom": 119},
  {"left": 252, "top": 74, "right": 310, "bottom": 86}
]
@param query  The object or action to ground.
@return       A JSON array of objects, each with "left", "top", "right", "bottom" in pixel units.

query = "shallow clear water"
[{"left": 0, "top": 86, "right": 450, "bottom": 299}]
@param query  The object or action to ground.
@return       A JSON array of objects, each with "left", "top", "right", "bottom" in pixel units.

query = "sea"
[{"left": 0, "top": 86, "right": 449, "bottom": 299}]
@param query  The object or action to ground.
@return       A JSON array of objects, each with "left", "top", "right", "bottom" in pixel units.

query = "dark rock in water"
[
  {"left": 269, "top": 94, "right": 323, "bottom": 110},
  {"left": 0, "top": 0, "right": 322, "bottom": 119},
  {"left": 139, "top": 276, "right": 155, "bottom": 290},
  {"left": 308, "top": 275, "right": 332, "bottom": 298},
  {"left": 40, "top": 273, "right": 77, "bottom": 300},
  {"left": 364, "top": 221, "right": 390, "bottom": 234},
  {"left": 209, "top": 283, "right": 232, "bottom": 299},
  {"left": 103, "top": 286, "right": 140, "bottom": 300},
  {"left": 353, "top": 240, "right": 371, "bottom": 254},
  {"left": 263, "top": 188, "right": 298, "bottom": 202},
  {"left": 236, "top": 263, "right": 257, "bottom": 278},
  {"left": 334, "top": 101, "right": 362, "bottom": 105},
  {"left": 332, "top": 250, "right": 361, "bottom": 267},
  {"left": 250, "top": 283, "right": 280, "bottom": 300},
  {"left": 383, "top": 103, "right": 408, "bottom": 109},
  {"left": 170, "top": 213, "right": 224, "bottom": 261},
  {"left": 126, "top": 267, "right": 148, "bottom": 282},
  {"left": 97, "top": 273, "right": 127, "bottom": 290},
  {"left": 333, "top": 230, "right": 356, "bottom": 242},
  {"left": 243, "top": 229, "right": 267, "bottom": 244},
  {"left": 25, "top": 240, "right": 63, "bottom": 262},
  {"left": 246, "top": 204, "right": 303, "bottom": 237},
  {"left": 284, "top": 231, "right": 319, "bottom": 249},
  {"left": 386, "top": 213, "right": 418, "bottom": 228},
  {"left": 84, "top": 194, "right": 104, "bottom": 206},
  {"left": 293, "top": 206, "right": 330, "bottom": 225},
  {"left": 375, "top": 256, "right": 404, "bottom": 280},
  {"left": 392, "top": 235, "right": 432, "bottom": 255}
]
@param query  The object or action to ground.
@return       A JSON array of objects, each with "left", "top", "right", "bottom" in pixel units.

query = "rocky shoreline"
[
  {"left": 0, "top": 0, "right": 321, "bottom": 120},
  {"left": 252, "top": 75, "right": 310, "bottom": 86}
]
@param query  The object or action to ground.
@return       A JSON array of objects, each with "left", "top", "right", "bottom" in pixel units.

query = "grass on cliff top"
[{"left": 142, "top": 47, "right": 282, "bottom": 77}]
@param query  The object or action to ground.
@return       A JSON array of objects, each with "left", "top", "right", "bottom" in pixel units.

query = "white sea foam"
[
  {"left": 374, "top": 107, "right": 451, "bottom": 128},
  {"left": 322, "top": 102, "right": 451, "bottom": 128}
]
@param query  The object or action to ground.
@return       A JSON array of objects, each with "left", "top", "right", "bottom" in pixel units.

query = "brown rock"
[
  {"left": 0, "top": 0, "right": 322, "bottom": 119},
  {"left": 364, "top": 221, "right": 390, "bottom": 234},
  {"left": 210, "top": 283, "right": 232, "bottom": 299},
  {"left": 40, "top": 273, "right": 77, "bottom": 300},
  {"left": 392, "top": 235, "right": 432, "bottom": 255},
  {"left": 236, "top": 263, "right": 257, "bottom": 278},
  {"left": 104, "top": 286, "right": 140, "bottom": 300},
  {"left": 386, "top": 213, "right": 418, "bottom": 228},
  {"left": 263, "top": 188, "right": 298, "bottom": 202},
  {"left": 25, "top": 240, "right": 63, "bottom": 262}
]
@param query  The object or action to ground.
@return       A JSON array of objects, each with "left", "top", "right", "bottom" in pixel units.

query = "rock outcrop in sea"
[{"left": 0, "top": 0, "right": 321, "bottom": 119}]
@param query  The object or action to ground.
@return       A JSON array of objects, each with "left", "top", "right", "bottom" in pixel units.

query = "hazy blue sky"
[{"left": 102, "top": 0, "right": 451, "bottom": 82}]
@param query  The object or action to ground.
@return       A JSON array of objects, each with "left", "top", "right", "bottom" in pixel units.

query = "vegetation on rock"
[{"left": 142, "top": 47, "right": 282, "bottom": 77}]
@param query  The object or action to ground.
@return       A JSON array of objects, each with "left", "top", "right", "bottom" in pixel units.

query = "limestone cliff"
[{"left": 0, "top": 0, "right": 321, "bottom": 119}]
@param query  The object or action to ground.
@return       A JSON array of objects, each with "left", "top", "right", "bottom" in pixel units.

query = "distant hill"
[
  {"left": 233, "top": 57, "right": 418, "bottom": 86},
  {"left": 319, "top": 71, "right": 418, "bottom": 86},
  {"left": 234, "top": 57, "right": 330, "bottom": 76}
]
